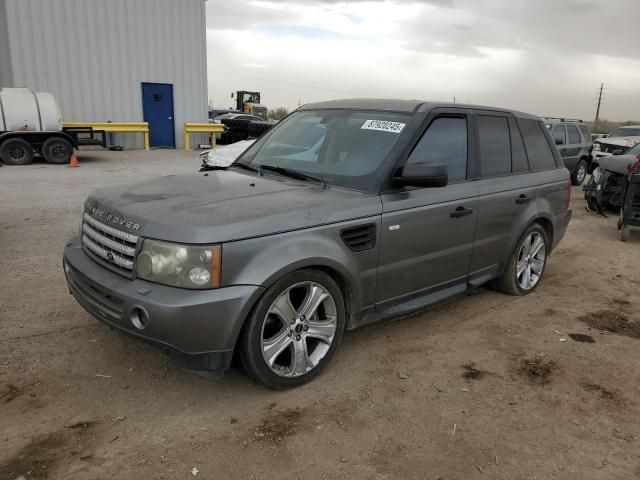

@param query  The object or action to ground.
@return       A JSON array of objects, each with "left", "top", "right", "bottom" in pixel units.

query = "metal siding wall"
[
  {"left": 0, "top": 0, "right": 14, "bottom": 87},
  {"left": 3, "top": 0, "right": 207, "bottom": 149}
]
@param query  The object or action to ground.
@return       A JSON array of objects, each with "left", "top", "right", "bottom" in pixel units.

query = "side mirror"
[
  {"left": 555, "top": 138, "right": 564, "bottom": 145},
  {"left": 394, "top": 163, "right": 448, "bottom": 188}
]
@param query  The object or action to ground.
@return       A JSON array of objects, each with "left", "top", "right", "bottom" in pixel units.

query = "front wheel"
[
  {"left": 495, "top": 224, "right": 549, "bottom": 296},
  {"left": 571, "top": 159, "right": 588, "bottom": 186},
  {"left": 238, "top": 269, "right": 345, "bottom": 389}
]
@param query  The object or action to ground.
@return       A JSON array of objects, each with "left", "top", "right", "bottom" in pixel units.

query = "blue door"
[{"left": 141, "top": 83, "right": 175, "bottom": 148}]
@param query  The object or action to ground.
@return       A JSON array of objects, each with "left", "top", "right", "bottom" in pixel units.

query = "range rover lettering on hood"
[{"left": 85, "top": 200, "right": 142, "bottom": 232}]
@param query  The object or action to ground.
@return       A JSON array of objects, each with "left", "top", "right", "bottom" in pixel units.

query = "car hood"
[
  {"left": 84, "top": 171, "right": 381, "bottom": 244},
  {"left": 598, "top": 155, "right": 637, "bottom": 175},
  {"left": 596, "top": 136, "right": 640, "bottom": 148}
]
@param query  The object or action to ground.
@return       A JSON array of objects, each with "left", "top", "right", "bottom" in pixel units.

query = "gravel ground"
[{"left": 1, "top": 150, "right": 640, "bottom": 480}]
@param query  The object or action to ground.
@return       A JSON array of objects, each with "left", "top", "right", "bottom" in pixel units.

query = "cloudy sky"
[{"left": 206, "top": 0, "right": 640, "bottom": 121}]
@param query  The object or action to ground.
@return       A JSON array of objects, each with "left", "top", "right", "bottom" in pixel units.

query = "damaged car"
[
  {"left": 584, "top": 142, "right": 640, "bottom": 214},
  {"left": 593, "top": 125, "right": 640, "bottom": 160}
]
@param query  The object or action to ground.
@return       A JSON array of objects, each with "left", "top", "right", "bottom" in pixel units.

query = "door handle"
[
  {"left": 450, "top": 206, "right": 474, "bottom": 218},
  {"left": 515, "top": 194, "right": 532, "bottom": 205}
]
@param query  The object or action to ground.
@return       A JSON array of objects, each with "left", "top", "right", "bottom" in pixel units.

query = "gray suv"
[
  {"left": 63, "top": 99, "right": 572, "bottom": 389},
  {"left": 544, "top": 118, "right": 592, "bottom": 185}
]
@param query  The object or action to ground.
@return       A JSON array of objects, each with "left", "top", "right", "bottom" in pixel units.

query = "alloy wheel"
[
  {"left": 516, "top": 231, "right": 546, "bottom": 291},
  {"left": 261, "top": 281, "right": 337, "bottom": 377},
  {"left": 576, "top": 164, "right": 587, "bottom": 184}
]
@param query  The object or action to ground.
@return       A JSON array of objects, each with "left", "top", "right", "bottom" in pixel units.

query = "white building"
[{"left": 0, "top": 0, "right": 208, "bottom": 149}]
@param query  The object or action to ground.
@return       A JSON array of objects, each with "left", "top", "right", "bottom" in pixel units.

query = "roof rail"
[{"left": 541, "top": 117, "right": 584, "bottom": 123}]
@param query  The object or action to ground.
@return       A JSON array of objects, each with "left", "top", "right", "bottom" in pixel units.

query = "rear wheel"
[
  {"left": 238, "top": 269, "right": 345, "bottom": 389},
  {"left": 571, "top": 159, "right": 588, "bottom": 186},
  {"left": 41, "top": 137, "right": 73, "bottom": 164},
  {"left": 495, "top": 224, "right": 548, "bottom": 296},
  {"left": 0, "top": 138, "right": 34, "bottom": 165}
]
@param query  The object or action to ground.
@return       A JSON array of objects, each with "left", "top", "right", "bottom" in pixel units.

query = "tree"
[{"left": 268, "top": 107, "right": 289, "bottom": 121}]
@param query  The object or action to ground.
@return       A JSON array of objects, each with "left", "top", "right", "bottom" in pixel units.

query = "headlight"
[
  {"left": 135, "top": 239, "right": 221, "bottom": 289},
  {"left": 593, "top": 143, "right": 601, "bottom": 151},
  {"left": 592, "top": 167, "right": 602, "bottom": 183}
]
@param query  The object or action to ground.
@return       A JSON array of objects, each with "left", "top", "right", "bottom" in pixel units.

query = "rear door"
[
  {"left": 468, "top": 112, "right": 538, "bottom": 284},
  {"left": 376, "top": 109, "right": 478, "bottom": 303}
]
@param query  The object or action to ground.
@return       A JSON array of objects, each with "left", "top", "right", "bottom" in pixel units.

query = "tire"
[
  {"left": 238, "top": 269, "right": 346, "bottom": 389},
  {"left": 571, "top": 159, "right": 588, "bottom": 186},
  {"left": 41, "top": 137, "right": 73, "bottom": 164},
  {"left": 495, "top": 223, "right": 549, "bottom": 296},
  {"left": 0, "top": 138, "right": 34, "bottom": 165}
]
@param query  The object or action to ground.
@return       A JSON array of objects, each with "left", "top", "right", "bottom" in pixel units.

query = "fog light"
[
  {"left": 130, "top": 307, "right": 149, "bottom": 330},
  {"left": 188, "top": 267, "right": 211, "bottom": 285}
]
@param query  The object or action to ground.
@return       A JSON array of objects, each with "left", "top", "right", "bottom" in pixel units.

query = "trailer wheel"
[
  {"left": 41, "top": 137, "right": 73, "bottom": 164},
  {"left": 0, "top": 138, "right": 34, "bottom": 165}
]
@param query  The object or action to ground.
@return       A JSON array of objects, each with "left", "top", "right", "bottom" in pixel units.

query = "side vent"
[{"left": 340, "top": 223, "right": 376, "bottom": 252}]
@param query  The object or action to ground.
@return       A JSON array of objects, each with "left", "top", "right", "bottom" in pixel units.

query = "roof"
[{"left": 298, "top": 98, "right": 540, "bottom": 119}]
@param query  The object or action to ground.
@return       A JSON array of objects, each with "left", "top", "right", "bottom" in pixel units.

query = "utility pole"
[{"left": 595, "top": 83, "right": 604, "bottom": 125}]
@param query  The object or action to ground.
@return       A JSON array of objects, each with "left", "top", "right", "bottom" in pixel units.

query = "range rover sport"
[{"left": 63, "top": 99, "right": 572, "bottom": 389}]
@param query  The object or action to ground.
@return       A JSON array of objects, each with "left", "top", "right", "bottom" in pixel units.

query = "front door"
[
  {"left": 141, "top": 82, "right": 175, "bottom": 148},
  {"left": 376, "top": 111, "right": 477, "bottom": 304}
]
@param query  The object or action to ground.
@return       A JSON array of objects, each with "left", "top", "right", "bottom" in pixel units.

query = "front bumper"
[{"left": 63, "top": 237, "right": 264, "bottom": 372}]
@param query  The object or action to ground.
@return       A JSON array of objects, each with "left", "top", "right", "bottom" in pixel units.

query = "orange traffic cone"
[{"left": 68, "top": 153, "right": 79, "bottom": 168}]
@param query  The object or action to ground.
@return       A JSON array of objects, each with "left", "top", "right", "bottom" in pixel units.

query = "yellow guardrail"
[
  {"left": 63, "top": 122, "right": 150, "bottom": 150},
  {"left": 183, "top": 123, "right": 225, "bottom": 150}
]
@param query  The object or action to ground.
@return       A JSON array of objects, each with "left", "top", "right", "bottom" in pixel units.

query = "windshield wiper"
[
  {"left": 230, "top": 162, "right": 260, "bottom": 173},
  {"left": 259, "top": 165, "right": 326, "bottom": 188}
]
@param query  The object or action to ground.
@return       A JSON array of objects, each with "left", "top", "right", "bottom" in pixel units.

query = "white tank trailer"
[{"left": 0, "top": 88, "right": 77, "bottom": 165}]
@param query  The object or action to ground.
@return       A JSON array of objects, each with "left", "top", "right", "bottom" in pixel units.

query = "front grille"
[{"left": 81, "top": 213, "right": 138, "bottom": 275}]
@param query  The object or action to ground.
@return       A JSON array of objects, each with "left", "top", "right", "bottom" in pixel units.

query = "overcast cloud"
[{"left": 206, "top": 0, "right": 640, "bottom": 120}]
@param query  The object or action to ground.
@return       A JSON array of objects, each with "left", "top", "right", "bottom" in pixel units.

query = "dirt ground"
[{"left": 2, "top": 150, "right": 640, "bottom": 480}]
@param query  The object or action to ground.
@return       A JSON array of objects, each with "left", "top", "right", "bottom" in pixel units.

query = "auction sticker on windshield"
[{"left": 361, "top": 120, "right": 406, "bottom": 133}]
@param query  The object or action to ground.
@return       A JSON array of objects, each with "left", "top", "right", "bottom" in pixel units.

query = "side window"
[
  {"left": 407, "top": 116, "right": 467, "bottom": 182},
  {"left": 518, "top": 119, "right": 557, "bottom": 170},
  {"left": 477, "top": 115, "right": 510, "bottom": 177},
  {"left": 566, "top": 125, "right": 580, "bottom": 144},
  {"left": 509, "top": 117, "right": 529, "bottom": 173},
  {"left": 551, "top": 125, "right": 566, "bottom": 145}
]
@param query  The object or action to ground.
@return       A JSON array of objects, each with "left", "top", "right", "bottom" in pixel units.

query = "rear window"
[
  {"left": 517, "top": 119, "right": 557, "bottom": 170},
  {"left": 578, "top": 124, "right": 590, "bottom": 140},
  {"left": 566, "top": 125, "right": 580, "bottom": 144},
  {"left": 477, "top": 115, "right": 510, "bottom": 177}
]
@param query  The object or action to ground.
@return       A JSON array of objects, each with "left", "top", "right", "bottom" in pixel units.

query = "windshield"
[
  {"left": 609, "top": 127, "right": 640, "bottom": 137},
  {"left": 627, "top": 142, "right": 640, "bottom": 155},
  {"left": 235, "top": 110, "right": 410, "bottom": 190}
]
